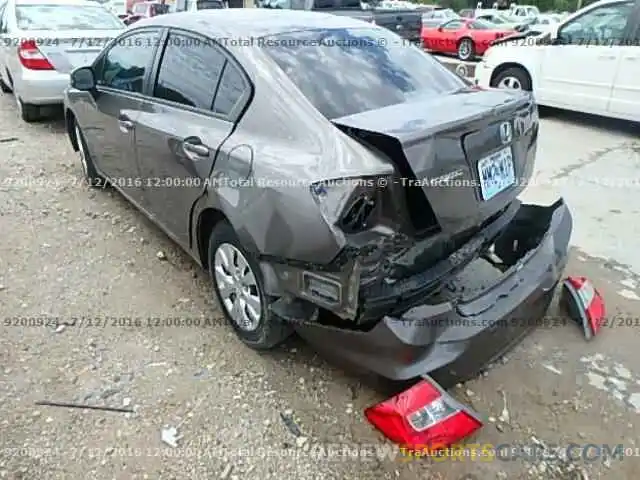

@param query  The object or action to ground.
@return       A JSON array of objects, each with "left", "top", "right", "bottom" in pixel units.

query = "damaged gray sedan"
[{"left": 64, "top": 9, "right": 572, "bottom": 385}]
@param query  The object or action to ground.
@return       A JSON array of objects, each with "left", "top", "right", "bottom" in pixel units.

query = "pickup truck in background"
[{"left": 260, "top": 0, "right": 422, "bottom": 43}]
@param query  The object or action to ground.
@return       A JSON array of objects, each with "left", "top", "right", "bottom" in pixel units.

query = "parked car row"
[
  {"left": 259, "top": 0, "right": 423, "bottom": 44},
  {"left": 474, "top": 0, "right": 640, "bottom": 122}
]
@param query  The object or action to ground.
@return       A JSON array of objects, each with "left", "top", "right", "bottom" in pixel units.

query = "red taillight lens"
[
  {"left": 18, "top": 40, "right": 54, "bottom": 71},
  {"left": 561, "top": 276, "right": 606, "bottom": 340},
  {"left": 364, "top": 376, "right": 483, "bottom": 453}
]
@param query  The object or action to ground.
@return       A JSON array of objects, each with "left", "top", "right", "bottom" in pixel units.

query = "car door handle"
[
  {"left": 182, "top": 137, "right": 210, "bottom": 158},
  {"left": 118, "top": 115, "right": 134, "bottom": 133},
  {"left": 597, "top": 55, "right": 616, "bottom": 60},
  {"left": 624, "top": 56, "right": 638, "bottom": 61}
]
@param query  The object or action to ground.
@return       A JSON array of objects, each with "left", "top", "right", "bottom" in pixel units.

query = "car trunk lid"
[
  {"left": 332, "top": 88, "right": 538, "bottom": 237},
  {"left": 18, "top": 29, "right": 122, "bottom": 73}
]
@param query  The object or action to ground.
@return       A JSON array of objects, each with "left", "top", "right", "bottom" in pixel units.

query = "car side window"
[
  {"left": 96, "top": 30, "right": 160, "bottom": 93},
  {"left": 557, "top": 1, "right": 634, "bottom": 45},
  {"left": 153, "top": 31, "right": 226, "bottom": 110},
  {"left": 213, "top": 61, "right": 247, "bottom": 117},
  {"left": 442, "top": 20, "right": 463, "bottom": 30}
]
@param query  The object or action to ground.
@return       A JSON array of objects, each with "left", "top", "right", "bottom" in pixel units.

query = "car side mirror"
[
  {"left": 70, "top": 66, "right": 96, "bottom": 91},
  {"left": 437, "top": 26, "right": 443, "bottom": 31}
]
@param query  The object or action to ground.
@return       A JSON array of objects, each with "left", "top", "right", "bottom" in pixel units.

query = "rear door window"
[
  {"left": 153, "top": 31, "right": 226, "bottom": 110},
  {"left": 213, "top": 62, "right": 248, "bottom": 116}
]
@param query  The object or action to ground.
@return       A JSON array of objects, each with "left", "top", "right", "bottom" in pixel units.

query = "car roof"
[{"left": 136, "top": 9, "right": 378, "bottom": 37}]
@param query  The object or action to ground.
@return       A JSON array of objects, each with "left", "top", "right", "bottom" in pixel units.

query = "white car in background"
[
  {"left": 0, "top": 0, "right": 125, "bottom": 122},
  {"left": 508, "top": 4, "right": 540, "bottom": 18},
  {"left": 474, "top": 0, "right": 640, "bottom": 122}
]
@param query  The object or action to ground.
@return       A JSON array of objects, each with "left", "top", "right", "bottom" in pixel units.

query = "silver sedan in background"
[{"left": 0, "top": 0, "right": 125, "bottom": 122}]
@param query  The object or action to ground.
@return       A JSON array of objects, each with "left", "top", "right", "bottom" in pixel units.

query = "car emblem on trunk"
[{"left": 499, "top": 122, "right": 513, "bottom": 145}]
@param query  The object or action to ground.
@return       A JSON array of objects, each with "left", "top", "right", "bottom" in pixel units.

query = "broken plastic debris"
[
  {"left": 543, "top": 364, "right": 563, "bottom": 375},
  {"left": 560, "top": 276, "right": 605, "bottom": 340},
  {"left": 498, "top": 391, "right": 510, "bottom": 424},
  {"left": 161, "top": 427, "right": 180, "bottom": 447},
  {"left": 280, "top": 411, "right": 302, "bottom": 437}
]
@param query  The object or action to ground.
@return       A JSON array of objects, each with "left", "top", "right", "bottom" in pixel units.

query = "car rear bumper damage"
[{"left": 268, "top": 198, "right": 571, "bottom": 383}]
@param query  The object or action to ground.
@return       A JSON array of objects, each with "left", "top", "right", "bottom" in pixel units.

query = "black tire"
[
  {"left": 17, "top": 97, "right": 40, "bottom": 122},
  {"left": 0, "top": 76, "right": 11, "bottom": 93},
  {"left": 457, "top": 38, "right": 475, "bottom": 61},
  {"left": 492, "top": 67, "right": 532, "bottom": 91},
  {"left": 208, "top": 221, "right": 292, "bottom": 350},
  {"left": 74, "top": 119, "right": 105, "bottom": 187}
]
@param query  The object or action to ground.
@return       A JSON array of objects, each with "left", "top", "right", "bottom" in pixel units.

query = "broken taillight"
[
  {"left": 561, "top": 276, "right": 605, "bottom": 340},
  {"left": 18, "top": 40, "right": 54, "bottom": 71},
  {"left": 364, "top": 376, "right": 483, "bottom": 453}
]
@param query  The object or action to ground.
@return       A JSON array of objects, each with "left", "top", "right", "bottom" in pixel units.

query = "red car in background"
[{"left": 421, "top": 18, "right": 515, "bottom": 61}]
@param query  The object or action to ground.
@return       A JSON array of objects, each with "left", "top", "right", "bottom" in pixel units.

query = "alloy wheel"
[
  {"left": 213, "top": 242, "right": 262, "bottom": 332},
  {"left": 498, "top": 76, "right": 522, "bottom": 90}
]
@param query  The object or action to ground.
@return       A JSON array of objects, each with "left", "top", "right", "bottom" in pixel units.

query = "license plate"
[{"left": 477, "top": 146, "right": 515, "bottom": 201}]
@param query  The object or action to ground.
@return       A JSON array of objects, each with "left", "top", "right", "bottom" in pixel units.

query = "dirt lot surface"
[{"left": 1, "top": 92, "right": 640, "bottom": 480}]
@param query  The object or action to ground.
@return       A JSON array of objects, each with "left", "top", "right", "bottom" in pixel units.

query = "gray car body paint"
[{"left": 64, "top": 10, "right": 573, "bottom": 383}]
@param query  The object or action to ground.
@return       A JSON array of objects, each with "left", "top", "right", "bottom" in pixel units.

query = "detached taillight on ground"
[
  {"left": 364, "top": 376, "right": 483, "bottom": 453},
  {"left": 18, "top": 40, "right": 54, "bottom": 71},
  {"left": 561, "top": 276, "right": 606, "bottom": 340}
]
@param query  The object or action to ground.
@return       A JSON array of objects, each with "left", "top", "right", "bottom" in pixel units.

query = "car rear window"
[
  {"left": 197, "top": 0, "right": 225, "bottom": 8},
  {"left": 16, "top": 4, "right": 124, "bottom": 30},
  {"left": 262, "top": 27, "right": 465, "bottom": 120},
  {"left": 470, "top": 19, "right": 495, "bottom": 29},
  {"left": 132, "top": 3, "right": 147, "bottom": 13},
  {"left": 312, "top": 0, "right": 361, "bottom": 9}
]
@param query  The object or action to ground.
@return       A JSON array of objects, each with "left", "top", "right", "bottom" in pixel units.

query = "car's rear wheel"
[
  {"left": 208, "top": 221, "right": 291, "bottom": 350},
  {"left": 16, "top": 96, "right": 40, "bottom": 122},
  {"left": 74, "top": 120, "right": 105, "bottom": 187},
  {"left": 492, "top": 67, "right": 532, "bottom": 91},
  {"left": 457, "top": 38, "right": 475, "bottom": 61}
]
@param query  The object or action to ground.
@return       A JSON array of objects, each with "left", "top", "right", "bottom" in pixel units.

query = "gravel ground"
[{"left": 1, "top": 91, "right": 640, "bottom": 480}]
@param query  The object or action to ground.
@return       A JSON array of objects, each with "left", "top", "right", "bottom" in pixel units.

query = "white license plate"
[{"left": 477, "top": 146, "right": 515, "bottom": 201}]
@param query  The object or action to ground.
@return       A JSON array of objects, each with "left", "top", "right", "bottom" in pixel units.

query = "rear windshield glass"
[
  {"left": 16, "top": 4, "right": 124, "bottom": 30},
  {"left": 313, "top": 0, "right": 361, "bottom": 9},
  {"left": 262, "top": 27, "right": 466, "bottom": 119},
  {"left": 471, "top": 19, "right": 496, "bottom": 29},
  {"left": 132, "top": 3, "right": 147, "bottom": 13},
  {"left": 197, "top": 0, "right": 225, "bottom": 8}
]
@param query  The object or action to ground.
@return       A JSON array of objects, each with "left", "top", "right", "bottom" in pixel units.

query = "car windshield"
[
  {"left": 262, "top": 27, "right": 466, "bottom": 120},
  {"left": 493, "top": 14, "right": 512, "bottom": 23},
  {"left": 16, "top": 4, "right": 124, "bottom": 30}
]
